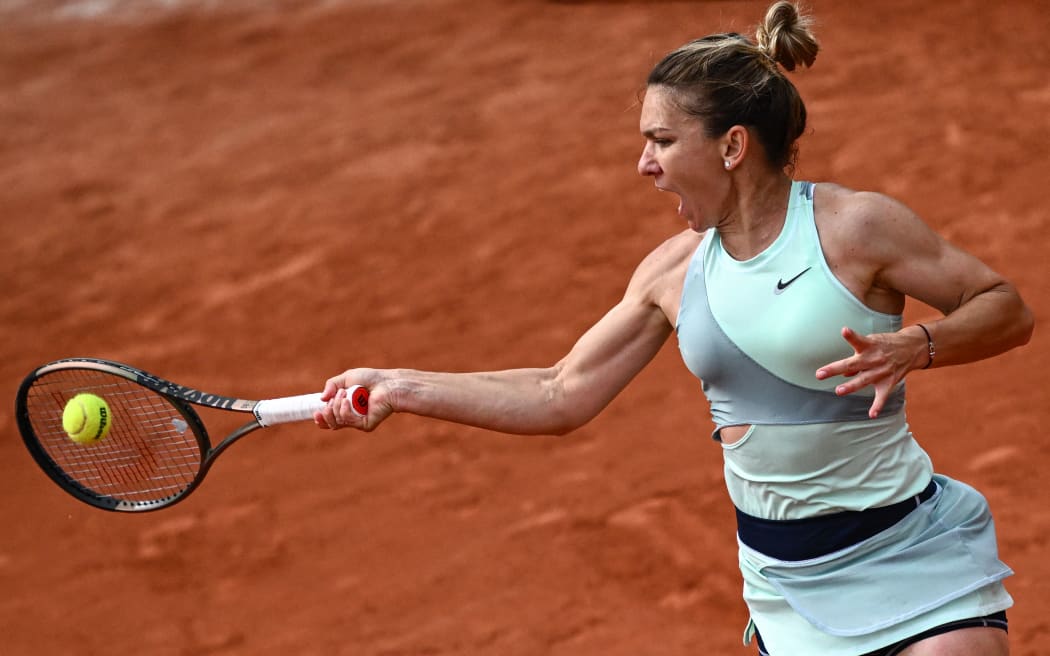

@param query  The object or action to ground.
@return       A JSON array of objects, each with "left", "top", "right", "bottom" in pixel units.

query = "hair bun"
[{"left": 755, "top": 1, "right": 819, "bottom": 72}]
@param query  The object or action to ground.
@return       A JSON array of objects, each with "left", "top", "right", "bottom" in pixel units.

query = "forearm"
[
  {"left": 915, "top": 282, "right": 1033, "bottom": 369},
  {"left": 379, "top": 366, "right": 585, "bottom": 436}
]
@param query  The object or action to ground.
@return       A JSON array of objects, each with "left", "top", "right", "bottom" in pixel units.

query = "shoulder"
[
  {"left": 813, "top": 183, "right": 939, "bottom": 261},
  {"left": 815, "top": 183, "right": 921, "bottom": 230},
  {"left": 644, "top": 228, "right": 704, "bottom": 267},
  {"left": 626, "top": 228, "right": 703, "bottom": 315},
  {"left": 632, "top": 229, "right": 703, "bottom": 286},
  {"left": 811, "top": 182, "right": 981, "bottom": 312}
]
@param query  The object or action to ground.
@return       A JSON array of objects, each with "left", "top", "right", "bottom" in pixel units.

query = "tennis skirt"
[{"left": 737, "top": 474, "right": 1014, "bottom": 655}]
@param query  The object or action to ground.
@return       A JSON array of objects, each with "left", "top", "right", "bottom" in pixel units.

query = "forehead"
[{"left": 639, "top": 86, "right": 691, "bottom": 132}]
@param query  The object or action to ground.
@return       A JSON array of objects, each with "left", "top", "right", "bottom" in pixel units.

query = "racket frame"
[{"left": 16, "top": 358, "right": 274, "bottom": 512}]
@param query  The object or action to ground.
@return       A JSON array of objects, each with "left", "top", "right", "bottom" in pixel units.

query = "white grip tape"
[{"left": 254, "top": 393, "right": 326, "bottom": 426}]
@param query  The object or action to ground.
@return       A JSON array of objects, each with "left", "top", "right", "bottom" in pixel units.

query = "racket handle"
[
  {"left": 253, "top": 386, "right": 369, "bottom": 426},
  {"left": 254, "top": 393, "right": 325, "bottom": 426}
]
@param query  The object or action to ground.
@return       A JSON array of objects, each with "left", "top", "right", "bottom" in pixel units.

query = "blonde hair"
[
  {"left": 645, "top": 1, "right": 819, "bottom": 169},
  {"left": 756, "top": 1, "right": 819, "bottom": 72}
]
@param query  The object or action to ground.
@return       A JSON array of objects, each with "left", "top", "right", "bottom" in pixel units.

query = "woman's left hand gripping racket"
[{"left": 15, "top": 358, "right": 369, "bottom": 512}]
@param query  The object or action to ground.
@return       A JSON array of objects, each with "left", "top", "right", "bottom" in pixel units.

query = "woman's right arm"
[{"left": 314, "top": 231, "right": 697, "bottom": 435}]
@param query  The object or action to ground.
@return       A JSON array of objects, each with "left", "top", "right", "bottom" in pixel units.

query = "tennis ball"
[{"left": 62, "top": 393, "right": 111, "bottom": 444}]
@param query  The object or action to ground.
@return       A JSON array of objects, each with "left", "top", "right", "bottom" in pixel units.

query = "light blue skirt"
[{"left": 738, "top": 474, "right": 1013, "bottom": 655}]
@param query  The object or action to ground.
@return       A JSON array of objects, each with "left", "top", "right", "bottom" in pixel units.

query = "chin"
[{"left": 681, "top": 211, "right": 708, "bottom": 233}]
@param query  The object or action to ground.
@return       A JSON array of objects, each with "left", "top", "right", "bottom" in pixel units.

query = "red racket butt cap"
[{"left": 348, "top": 385, "right": 369, "bottom": 416}]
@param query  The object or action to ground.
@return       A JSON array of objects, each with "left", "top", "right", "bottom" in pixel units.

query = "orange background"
[{"left": 1, "top": 1, "right": 1047, "bottom": 654}]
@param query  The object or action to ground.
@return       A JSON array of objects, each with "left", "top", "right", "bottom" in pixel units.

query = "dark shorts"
[{"left": 754, "top": 611, "right": 1008, "bottom": 656}]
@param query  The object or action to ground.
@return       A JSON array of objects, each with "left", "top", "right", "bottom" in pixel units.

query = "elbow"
[
  {"left": 544, "top": 402, "right": 611, "bottom": 437},
  {"left": 1016, "top": 305, "right": 1035, "bottom": 348},
  {"left": 541, "top": 400, "right": 594, "bottom": 436},
  {"left": 994, "top": 283, "right": 1035, "bottom": 351},
  {"left": 1008, "top": 282, "right": 1036, "bottom": 348},
  {"left": 546, "top": 415, "right": 589, "bottom": 437},
  {"left": 539, "top": 367, "right": 600, "bottom": 436},
  {"left": 547, "top": 424, "right": 577, "bottom": 437}
]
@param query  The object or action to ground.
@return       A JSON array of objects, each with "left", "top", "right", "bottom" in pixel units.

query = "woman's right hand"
[{"left": 314, "top": 369, "right": 393, "bottom": 432}]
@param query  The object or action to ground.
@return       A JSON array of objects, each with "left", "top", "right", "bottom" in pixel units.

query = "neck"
[{"left": 717, "top": 172, "right": 793, "bottom": 260}]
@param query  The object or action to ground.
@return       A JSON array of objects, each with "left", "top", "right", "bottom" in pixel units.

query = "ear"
[{"left": 720, "top": 125, "right": 749, "bottom": 170}]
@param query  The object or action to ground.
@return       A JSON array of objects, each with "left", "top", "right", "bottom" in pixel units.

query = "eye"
[{"left": 642, "top": 133, "right": 674, "bottom": 150}]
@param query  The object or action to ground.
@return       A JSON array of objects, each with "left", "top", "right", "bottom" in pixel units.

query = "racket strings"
[{"left": 25, "top": 369, "right": 204, "bottom": 505}]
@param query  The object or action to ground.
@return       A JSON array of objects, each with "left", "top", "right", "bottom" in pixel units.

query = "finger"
[
  {"left": 868, "top": 398, "right": 882, "bottom": 419},
  {"left": 817, "top": 356, "right": 854, "bottom": 380},
  {"left": 320, "top": 378, "right": 340, "bottom": 402},
  {"left": 318, "top": 388, "right": 349, "bottom": 430},
  {"left": 314, "top": 403, "right": 339, "bottom": 430},
  {"left": 839, "top": 326, "right": 873, "bottom": 352},
  {"left": 332, "top": 387, "right": 347, "bottom": 421},
  {"left": 840, "top": 356, "right": 903, "bottom": 399},
  {"left": 833, "top": 368, "right": 879, "bottom": 396},
  {"left": 313, "top": 410, "right": 332, "bottom": 430},
  {"left": 819, "top": 328, "right": 880, "bottom": 381},
  {"left": 868, "top": 384, "right": 889, "bottom": 419},
  {"left": 334, "top": 390, "right": 368, "bottom": 429},
  {"left": 834, "top": 381, "right": 854, "bottom": 396}
]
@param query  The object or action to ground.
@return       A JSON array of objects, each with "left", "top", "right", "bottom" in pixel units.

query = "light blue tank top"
[{"left": 677, "top": 181, "right": 933, "bottom": 519}]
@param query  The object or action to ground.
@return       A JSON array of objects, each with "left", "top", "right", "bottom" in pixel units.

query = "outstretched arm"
[{"left": 314, "top": 234, "right": 694, "bottom": 434}]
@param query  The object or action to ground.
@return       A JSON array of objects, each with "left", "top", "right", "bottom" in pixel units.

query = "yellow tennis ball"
[{"left": 62, "top": 393, "right": 111, "bottom": 444}]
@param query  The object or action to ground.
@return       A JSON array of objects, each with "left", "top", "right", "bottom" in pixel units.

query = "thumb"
[{"left": 320, "top": 378, "right": 340, "bottom": 402}]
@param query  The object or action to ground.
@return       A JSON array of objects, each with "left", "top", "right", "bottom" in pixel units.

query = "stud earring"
[{"left": 724, "top": 160, "right": 731, "bottom": 169}]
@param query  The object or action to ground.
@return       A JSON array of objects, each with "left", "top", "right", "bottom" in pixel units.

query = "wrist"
[
  {"left": 384, "top": 369, "right": 424, "bottom": 414},
  {"left": 914, "top": 323, "right": 936, "bottom": 370}
]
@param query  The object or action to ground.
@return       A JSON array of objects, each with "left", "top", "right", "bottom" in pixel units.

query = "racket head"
[{"left": 16, "top": 359, "right": 212, "bottom": 512}]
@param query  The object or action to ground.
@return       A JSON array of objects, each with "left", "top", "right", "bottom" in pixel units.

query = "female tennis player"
[{"left": 316, "top": 2, "right": 1034, "bottom": 654}]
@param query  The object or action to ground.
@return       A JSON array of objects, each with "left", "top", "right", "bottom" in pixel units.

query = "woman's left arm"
[{"left": 816, "top": 191, "right": 1034, "bottom": 417}]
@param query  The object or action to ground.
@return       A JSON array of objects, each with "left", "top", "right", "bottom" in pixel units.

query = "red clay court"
[{"left": 1, "top": 1, "right": 1047, "bottom": 654}]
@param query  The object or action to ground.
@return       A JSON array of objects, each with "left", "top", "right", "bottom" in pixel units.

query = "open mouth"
[{"left": 654, "top": 184, "right": 687, "bottom": 219}]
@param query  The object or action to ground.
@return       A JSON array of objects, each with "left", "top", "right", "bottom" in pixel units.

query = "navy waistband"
[{"left": 736, "top": 479, "right": 938, "bottom": 561}]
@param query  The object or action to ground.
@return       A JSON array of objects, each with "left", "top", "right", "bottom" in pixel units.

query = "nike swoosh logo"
[{"left": 774, "top": 267, "right": 812, "bottom": 295}]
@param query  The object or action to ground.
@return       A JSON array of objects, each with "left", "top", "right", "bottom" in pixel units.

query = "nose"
[{"left": 638, "top": 143, "right": 660, "bottom": 177}]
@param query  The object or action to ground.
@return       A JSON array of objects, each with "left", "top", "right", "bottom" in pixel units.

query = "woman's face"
[{"left": 637, "top": 86, "right": 727, "bottom": 232}]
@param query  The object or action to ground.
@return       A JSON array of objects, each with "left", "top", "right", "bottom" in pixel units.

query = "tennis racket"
[{"left": 15, "top": 357, "right": 369, "bottom": 513}]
